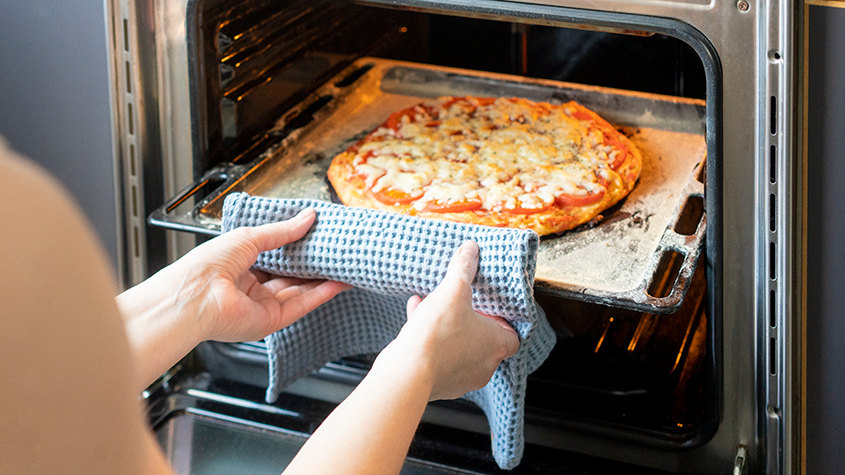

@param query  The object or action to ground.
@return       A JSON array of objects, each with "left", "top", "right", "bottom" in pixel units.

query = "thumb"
[
  {"left": 406, "top": 295, "right": 423, "bottom": 319},
  {"left": 484, "top": 314, "right": 520, "bottom": 359},
  {"left": 244, "top": 208, "right": 317, "bottom": 254},
  {"left": 440, "top": 241, "right": 480, "bottom": 291}
]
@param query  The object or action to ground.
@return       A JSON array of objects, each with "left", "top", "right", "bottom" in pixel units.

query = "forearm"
[
  {"left": 115, "top": 266, "right": 207, "bottom": 392},
  {"left": 283, "top": 354, "right": 433, "bottom": 475}
]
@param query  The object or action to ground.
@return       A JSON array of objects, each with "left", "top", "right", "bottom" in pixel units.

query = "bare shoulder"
[{"left": 0, "top": 138, "right": 174, "bottom": 475}]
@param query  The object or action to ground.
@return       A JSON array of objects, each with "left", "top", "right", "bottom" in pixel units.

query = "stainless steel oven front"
[{"left": 107, "top": 0, "right": 801, "bottom": 473}]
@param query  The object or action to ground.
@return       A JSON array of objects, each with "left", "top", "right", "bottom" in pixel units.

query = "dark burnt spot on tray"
[
  {"left": 304, "top": 152, "right": 326, "bottom": 165},
  {"left": 626, "top": 211, "right": 654, "bottom": 232}
]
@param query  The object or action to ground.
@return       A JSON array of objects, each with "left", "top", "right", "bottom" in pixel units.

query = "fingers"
[
  {"left": 440, "top": 241, "right": 479, "bottom": 292},
  {"left": 240, "top": 208, "right": 317, "bottom": 254},
  {"left": 262, "top": 275, "right": 320, "bottom": 294},
  {"left": 271, "top": 280, "right": 351, "bottom": 323},
  {"left": 480, "top": 312, "right": 518, "bottom": 335},
  {"left": 406, "top": 295, "right": 423, "bottom": 318},
  {"left": 270, "top": 279, "right": 350, "bottom": 303},
  {"left": 482, "top": 314, "right": 520, "bottom": 360},
  {"left": 252, "top": 269, "right": 273, "bottom": 284}
]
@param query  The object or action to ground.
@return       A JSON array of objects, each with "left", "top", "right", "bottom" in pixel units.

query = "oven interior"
[
  {"left": 149, "top": 0, "right": 717, "bottom": 471},
  {"left": 190, "top": 0, "right": 706, "bottom": 174}
]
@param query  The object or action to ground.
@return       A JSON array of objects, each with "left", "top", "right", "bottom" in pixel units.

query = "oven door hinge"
[{"left": 733, "top": 445, "right": 748, "bottom": 475}]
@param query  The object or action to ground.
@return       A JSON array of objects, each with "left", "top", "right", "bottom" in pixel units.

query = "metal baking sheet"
[{"left": 150, "top": 58, "right": 707, "bottom": 314}]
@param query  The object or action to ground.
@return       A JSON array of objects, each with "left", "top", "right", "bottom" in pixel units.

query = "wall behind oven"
[
  {"left": 806, "top": 4, "right": 845, "bottom": 474},
  {"left": 0, "top": 1, "right": 119, "bottom": 270}
]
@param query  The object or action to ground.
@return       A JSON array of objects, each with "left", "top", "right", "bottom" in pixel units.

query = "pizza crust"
[{"left": 327, "top": 97, "right": 642, "bottom": 236}]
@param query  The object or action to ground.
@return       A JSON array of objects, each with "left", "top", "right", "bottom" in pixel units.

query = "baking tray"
[{"left": 150, "top": 58, "right": 707, "bottom": 314}]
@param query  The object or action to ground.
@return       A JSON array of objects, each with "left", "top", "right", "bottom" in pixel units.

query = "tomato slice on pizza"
[
  {"left": 327, "top": 96, "right": 642, "bottom": 236},
  {"left": 423, "top": 198, "right": 483, "bottom": 213},
  {"left": 555, "top": 189, "right": 607, "bottom": 208},
  {"left": 372, "top": 186, "right": 420, "bottom": 205}
]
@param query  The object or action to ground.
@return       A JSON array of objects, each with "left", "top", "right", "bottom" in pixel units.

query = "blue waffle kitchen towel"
[{"left": 221, "top": 192, "right": 557, "bottom": 469}]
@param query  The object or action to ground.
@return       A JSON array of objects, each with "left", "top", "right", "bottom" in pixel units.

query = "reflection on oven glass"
[{"left": 156, "top": 412, "right": 479, "bottom": 474}]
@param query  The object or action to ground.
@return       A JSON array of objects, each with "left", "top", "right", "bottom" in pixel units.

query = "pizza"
[{"left": 326, "top": 96, "right": 642, "bottom": 236}]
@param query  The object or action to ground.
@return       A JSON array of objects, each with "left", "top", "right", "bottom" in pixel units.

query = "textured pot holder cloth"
[{"left": 221, "top": 192, "right": 558, "bottom": 469}]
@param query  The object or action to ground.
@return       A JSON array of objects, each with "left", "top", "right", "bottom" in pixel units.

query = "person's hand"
[
  {"left": 116, "top": 208, "right": 349, "bottom": 390},
  {"left": 282, "top": 241, "right": 520, "bottom": 475},
  {"left": 173, "top": 208, "right": 351, "bottom": 343},
  {"left": 374, "top": 241, "right": 520, "bottom": 401}
]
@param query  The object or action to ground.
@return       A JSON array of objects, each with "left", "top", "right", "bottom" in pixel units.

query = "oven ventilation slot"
[
  {"left": 769, "top": 95, "right": 777, "bottom": 135},
  {"left": 769, "top": 145, "right": 777, "bottom": 183},
  {"left": 769, "top": 194, "right": 776, "bottom": 232},
  {"left": 117, "top": 2, "right": 147, "bottom": 285},
  {"left": 769, "top": 242, "right": 776, "bottom": 280},
  {"left": 769, "top": 290, "right": 776, "bottom": 328},
  {"left": 769, "top": 337, "right": 777, "bottom": 375}
]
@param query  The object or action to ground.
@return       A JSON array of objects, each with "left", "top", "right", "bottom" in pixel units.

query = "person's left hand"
[
  {"left": 117, "top": 208, "right": 350, "bottom": 389},
  {"left": 175, "top": 208, "right": 350, "bottom": 343}
]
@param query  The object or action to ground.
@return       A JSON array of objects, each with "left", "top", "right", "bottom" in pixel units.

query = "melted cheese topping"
[{"left": 353, "top": 97, "right": 618, "bottom": 211}]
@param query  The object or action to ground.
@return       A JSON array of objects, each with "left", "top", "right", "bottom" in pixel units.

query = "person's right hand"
[
  {"left": 375, "top": 241, "right": 520, "bottom": 401},
  {"left": 283, "top": 242, "right": 519, "bottom": 475}
]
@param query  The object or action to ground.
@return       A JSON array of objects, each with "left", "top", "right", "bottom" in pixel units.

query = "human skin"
[
  {"left": 282, "top": 242, "right": 519, "bottom": 475},
  {"left": 1, "top": 136, "right": 519, "bottom": 475}
]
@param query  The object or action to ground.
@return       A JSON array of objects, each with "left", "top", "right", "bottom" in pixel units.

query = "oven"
[{"left": 99, "top": 0, "right": 796, "bottom": 473}]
